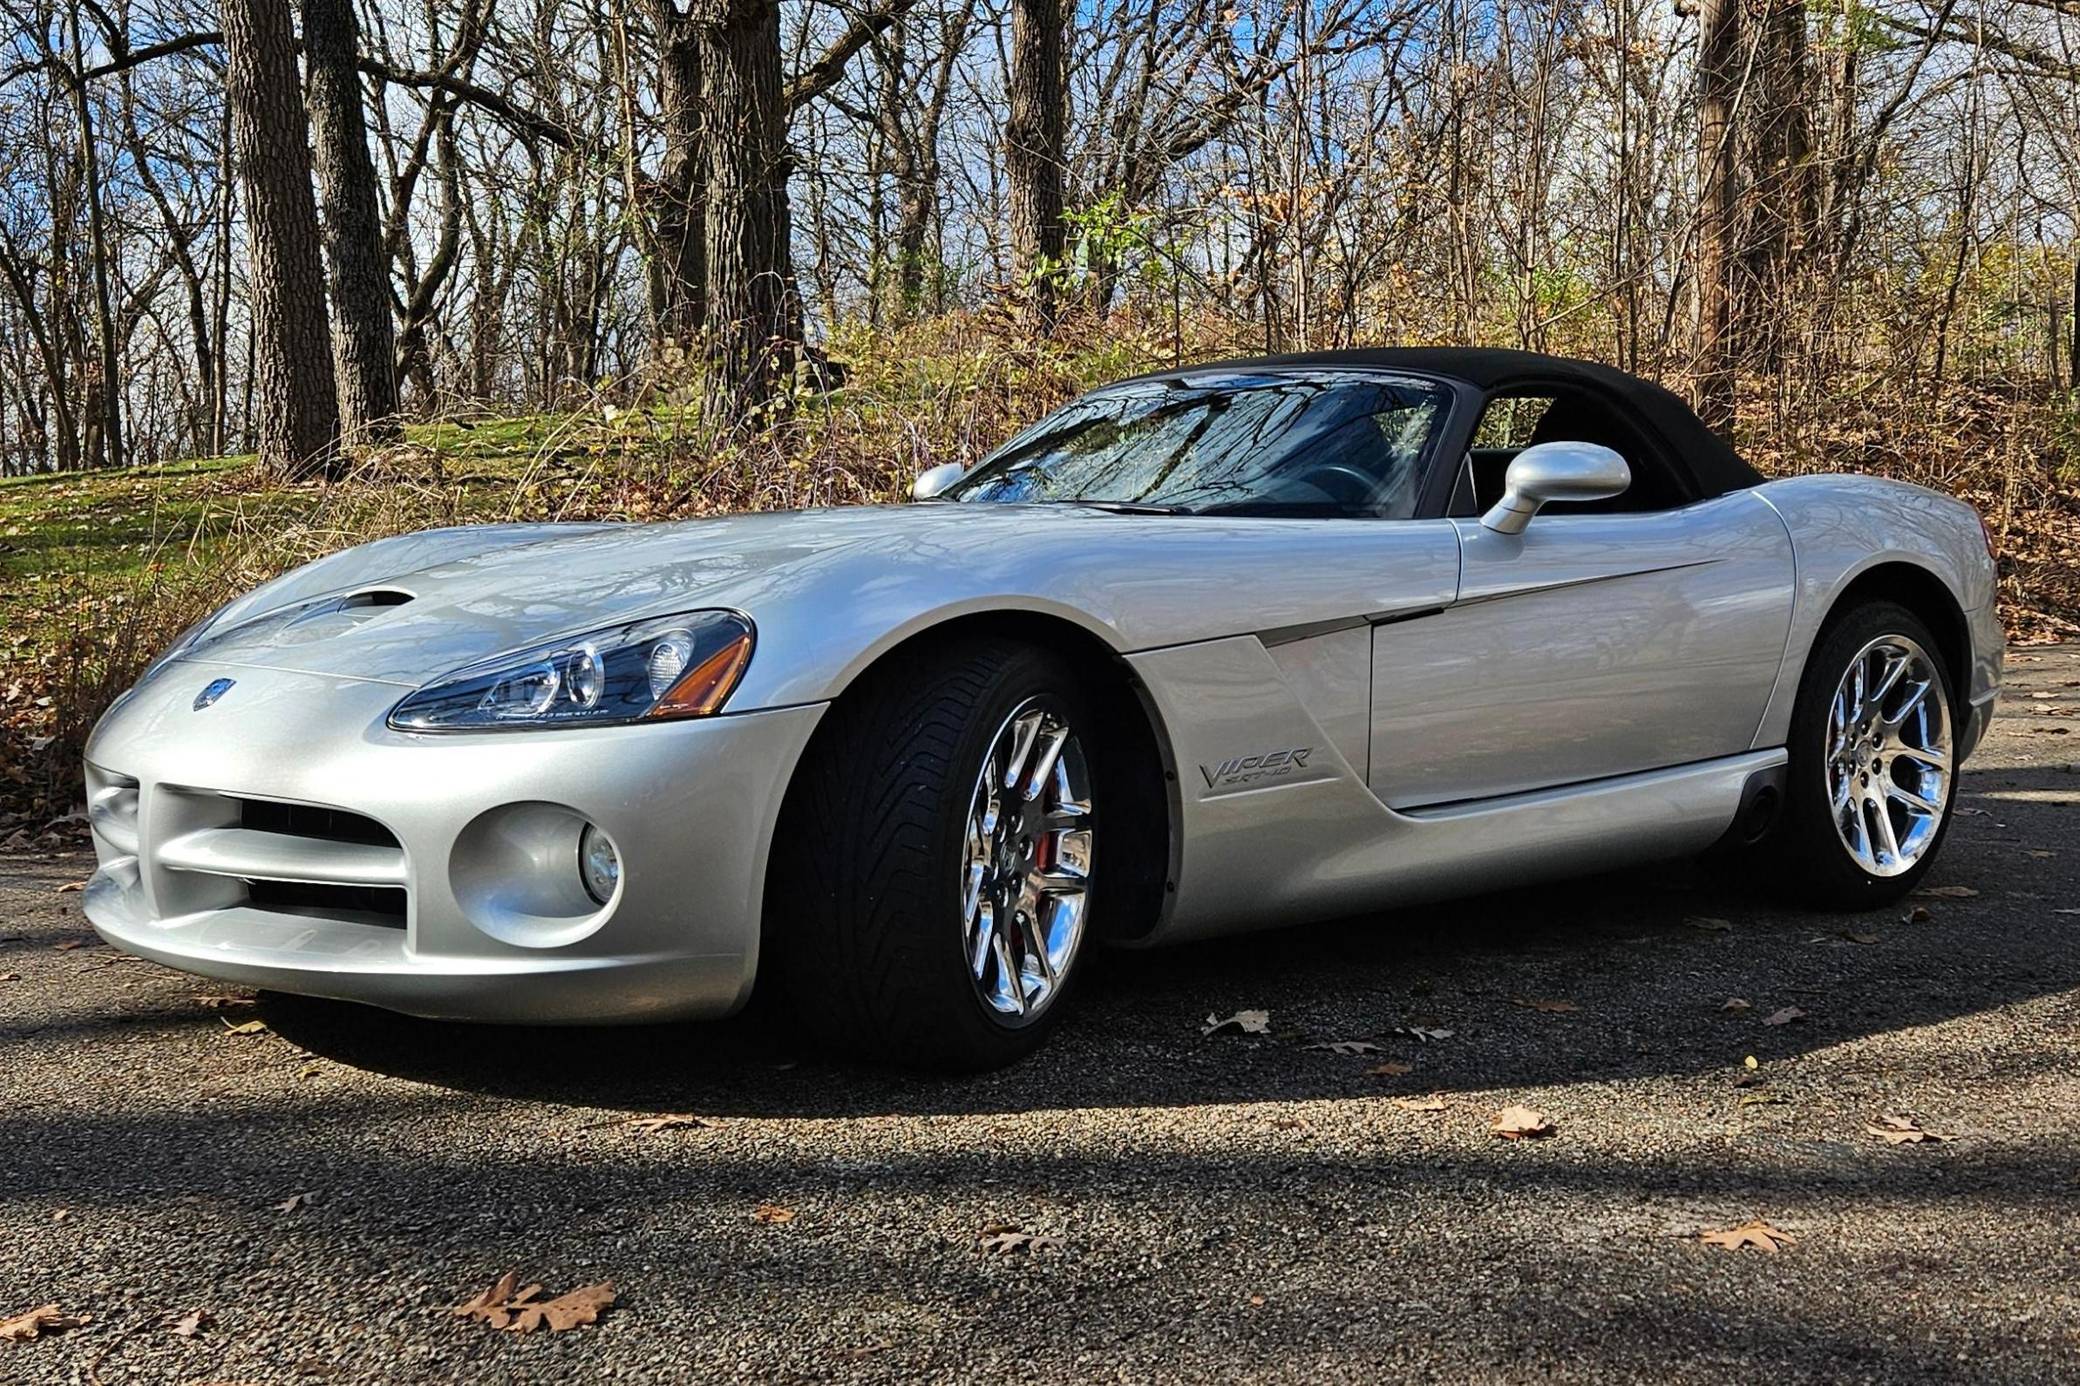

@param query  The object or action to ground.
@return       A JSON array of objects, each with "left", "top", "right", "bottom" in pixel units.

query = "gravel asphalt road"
[{"left": 4, "top": 646, "right": 2078, "bottom": 1384}]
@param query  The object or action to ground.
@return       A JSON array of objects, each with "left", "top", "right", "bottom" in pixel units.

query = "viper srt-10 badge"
[{"left": 1199, "top": 747, "right": 1314, "bottom": 790}]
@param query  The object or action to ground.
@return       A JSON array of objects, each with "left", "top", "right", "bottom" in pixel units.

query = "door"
[{"left": 1367, "top": 492, "right": 1796, "bottom": 808}]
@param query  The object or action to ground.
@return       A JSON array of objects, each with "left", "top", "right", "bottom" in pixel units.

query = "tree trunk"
[
  {"left": 651, "top": 9, "right": 707, "bottom": 347},
  {"left": 1693, "top": 0, "right": 1741, "bottom": 432},
  {"left": 222, "top": 0, "right": 341, "bottom": 478},
  {"left": 2071, "top": 250, "right": 2079, "bottom": 387},
  {"left": 697, "top": 0, "right": 794, "bottom": 424},
  {"left": 1006, "top": 0, "right": 1065, "bottom": 329},
  {"left": 304, "top": 0, "right": 400, "bottom": 444},
  {"left": 65, "top": 7, "right": 123, "bottom": 470}
]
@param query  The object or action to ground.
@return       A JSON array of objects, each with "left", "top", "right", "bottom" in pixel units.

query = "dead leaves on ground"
[
  {"left": 625, "top": 1113, "right": 714, "bottom": 1135},
  {"left": 219, "top": 1018, "right": 268, "bottom": 1037},
  {"left": 1699, "top": 1220, "right": 1795, "bottom": 1253},
  {"left": 1490, "top": 1105, "right": 1556, "bottom": 1140},
  {"left": 0, "top": 1304, "right": 90, "bottom": 1341},
  {"left": 979, "top": 1227, "right": 1063, "bottom": 1256},
  {"left": 1913, "top": 884, "right": 1979, "bottom": 899},
  {"left": 195, "top": 993, "right": 256, "bottom": 1010},
  {"left": 168, "top": 1308, "right": 211, "bottom": 1337},
  {"left": 1761, "top": 1006, "right": 1806, "bottom": 1027},
  {"left": 1366, "top": 1061, "right": 1414, "bottom": 1077},
  {"left": 1201, "top": 1009, "right": 1270, "bottom": 1037},
  {"left": 274, "top": 1191, "right": 313, "bottom": 1213},
  {"left": 751, "top": 1203, "right": 796, "bottom": 1225},
  {"left": 1512, "top": 997, "right": 1579, "bottom": 1014},
  {"left": 1302, "top": 1039, "right": 1380, "bottom": 1055},
  {"left": 454, "top": 1273, "right": 616, "bottom": 1333},
  {"left": 1867, "top": 1114, "right": 1951, "bottom": 1145},
  {"left": 1393, "top": 1094, "right": 1448, "bottom": 1113}
]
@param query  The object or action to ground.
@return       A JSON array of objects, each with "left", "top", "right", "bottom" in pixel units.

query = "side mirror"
[
  {"left": 911, "top": 463, "right": 967, "bottom": 501},
  {"left": 1479, "top": 441, "right": 1630, "bottom": 535}
]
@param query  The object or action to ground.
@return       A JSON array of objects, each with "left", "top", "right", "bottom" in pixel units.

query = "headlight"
[{"left": 387, "top": 610, "right": 754, "bottom": 732}]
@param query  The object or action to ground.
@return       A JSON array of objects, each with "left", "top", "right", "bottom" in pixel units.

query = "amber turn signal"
[{"left": 647, "top": 630, "right": 754, "bottom": 719}]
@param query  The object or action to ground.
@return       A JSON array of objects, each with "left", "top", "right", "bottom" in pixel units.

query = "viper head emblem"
[{"left": 193, "top": 677, "right": 236, "bottom": 710}]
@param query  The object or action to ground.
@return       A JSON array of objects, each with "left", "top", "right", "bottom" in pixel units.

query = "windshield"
[{"left": 943, "top": 370, "right": 1451, "bottom": 517}]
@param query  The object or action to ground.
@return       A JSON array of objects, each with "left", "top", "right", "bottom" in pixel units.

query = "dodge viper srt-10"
[{"left": 83, "top": 348, "right": 2002, "bottom": 1069}]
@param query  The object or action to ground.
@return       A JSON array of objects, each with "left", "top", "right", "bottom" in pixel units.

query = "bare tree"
[
  {"left": 1006, "top": 0, "right": 1065, "bottom": 328},
  {"left": 220, "top": 0, "right": 340, "bottom": 476},
  {"left": 305, "top": 0, "right": 400, "bottom": 442}
]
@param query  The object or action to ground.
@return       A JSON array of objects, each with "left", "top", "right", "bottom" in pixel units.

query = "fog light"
[{"left": 579, "top": 824, "right": 620, "bottom": 905}]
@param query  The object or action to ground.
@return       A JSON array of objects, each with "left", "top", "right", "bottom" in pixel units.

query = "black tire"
[
  {"left": 767, "top": 639, "right": 1096, "bottom": 1071},
  {"left": 1773, "top": 600, "right": 1958, "bottom": 909}
]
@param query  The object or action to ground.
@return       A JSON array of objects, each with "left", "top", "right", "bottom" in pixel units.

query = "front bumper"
[{"left": 82, "top": 659, "right": 825, "bottom": 1023}]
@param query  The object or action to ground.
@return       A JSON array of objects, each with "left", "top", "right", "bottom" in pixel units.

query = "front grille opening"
[
  {"left": 238, "top": 798, "right": 399, "bottom": 848},
  {"left": 245, "top": 878, "right": 406, "bottom": 927}
]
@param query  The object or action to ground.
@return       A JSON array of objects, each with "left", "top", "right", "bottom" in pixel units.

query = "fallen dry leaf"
[
  {"left": 169, "top": 1308, "right": 211, "bottom": 1338},
  {"left": 1866, "top": 1114, "right": 1951, "bottom": 1145},
  {"left": 195, "top": 994, "right": 256, "bottom": 1009},
  {"left": 274, "top": 1192, "right": 312, "bottom": 1213},
  {"left": 1201, "top": 1010, "right": 1270, "bottom": 1037},
  {"left": 626, "top": 1113, "right": 713, "bottom": 1134},
  {"left": 1685, "top": 916, "right": 1733, "bottom": 932},
  {"left": 1842, "top": 932, "right": 1880, "bottom": 945},
  {"left": 1722, "top": 997, "right": 1752, "bottom": 1013},
  {"left": 1392, "top": 1094, "right": 1448, "bottom": 1113},
  {"left": 53, "top": 938, "right": 88, "bottom": 951},
  {"left": 751, "top": 1203, "right": 796, "bottom": 1225},
  {"left": 1393, "top": 1025, "right": 1454, "bottom": 1043},
  {"left": 454, "top": 1272, "right": 616, "bottom": 1333},
  {"left": 1914, "top": 885, "right": 1979, "bottom": 899},
  {"left": 1302, "top": 1039, "right": 1380, "bottom": 1055},
  {"left": 1699, "top": 1219, "right": 1794, "bottom": 1252},
  {"left": 0, "top": 1304, "right": 90, "bottom": 1341},
  {"left": 1, "top": 972, "right": 18, "bottom": 983},
  {"left": 1739, "top": 1088, "right": 1786, "bottom": 1107},
  {"left": 1905, "top": 906, "right": 1934, "bottom": 923},
  {"left": 1513, "top": 998, "right": 1580, "bottom": 1014},
  {"left": 55, "top": 880, "right": 83, "bottom": 893},
  {"left": 1761, "top": 1006, "right": 1806, "bottom": 1027},
  {"left": 1490, "top": 1105, "right": 1556, "bottom": 1139},
  {"left": 508, "top": 1283, "right": 616, "bottom": 1333},
  {"left": 1366, "top": 1061, "right": 1414, "bottom": 1077},
  {"left": 2053, "top": 908, "right": 2080, "bottom": 917},
  {"left": 220, "top": 1018, "right": 268, "bottom": 1036},
  {"left": 979, "top": 1228, "right": 1063, "bottom": 1256}
]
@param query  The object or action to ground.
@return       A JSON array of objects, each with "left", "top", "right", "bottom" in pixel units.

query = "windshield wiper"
[{"left": 1056, "top": 498, "right": 1192, "bottom": 515}]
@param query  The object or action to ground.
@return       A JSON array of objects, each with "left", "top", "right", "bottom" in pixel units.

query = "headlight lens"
[{"left": 388, "top": 610, "right": 754, "bottom": 732}]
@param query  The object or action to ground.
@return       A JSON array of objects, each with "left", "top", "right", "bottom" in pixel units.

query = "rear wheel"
[
  {"left": 1775, "top": 602, "right": 1957, "bottom": 908},
  {"left": 769, "top": 640, "right": 1097, "bottom": 1070}
]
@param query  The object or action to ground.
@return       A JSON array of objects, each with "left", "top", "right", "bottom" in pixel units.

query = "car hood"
[{"left": 176, "top": 509, "right": 910, "bottom": 686}]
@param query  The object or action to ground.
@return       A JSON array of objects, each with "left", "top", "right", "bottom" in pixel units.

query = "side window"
[{"left": 1452, "top": 386, "right": 1688, "bottom": 517}]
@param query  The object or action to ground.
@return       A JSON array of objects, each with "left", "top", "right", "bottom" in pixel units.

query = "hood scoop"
[{"left": 267, "top": 589, "right": 416, "bottom": 646}]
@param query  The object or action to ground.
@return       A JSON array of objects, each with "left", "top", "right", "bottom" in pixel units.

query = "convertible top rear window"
[{"left": 944, "top": 371, "right": 1450, "bottom": 518}]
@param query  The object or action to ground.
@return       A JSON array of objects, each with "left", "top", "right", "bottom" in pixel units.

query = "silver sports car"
[{"left": 83, "top": 348, "right": 2002, "bottom": 1069}]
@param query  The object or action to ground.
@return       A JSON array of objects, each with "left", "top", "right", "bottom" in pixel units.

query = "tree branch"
[{"left": 785, "top": 0, "right": 921, "bottom": 113}]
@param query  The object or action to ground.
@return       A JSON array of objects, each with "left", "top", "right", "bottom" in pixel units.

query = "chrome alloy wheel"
[
  {"left": 960, "top": 698, "right": 1094, "bottom": 1019},
  {"left": 1826, "top": 634, "right": 1952, "bottom": 877}
]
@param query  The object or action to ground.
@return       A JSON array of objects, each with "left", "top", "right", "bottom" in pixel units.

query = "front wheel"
[
  {"left": 1774, "top": 601, "right": 1958, "bottom": 908},
  {"left": 768, "top": 641, "right": 1097, "bottom": 1070}
]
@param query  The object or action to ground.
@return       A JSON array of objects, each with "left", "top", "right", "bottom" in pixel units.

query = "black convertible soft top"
[{"left": 1141, "top": 346, "right": 1764, "bottom": 502}]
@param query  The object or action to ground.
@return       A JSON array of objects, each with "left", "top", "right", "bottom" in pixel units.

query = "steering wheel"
[{"left": 1289, "top": 461, "right": 1380, "bottom": 506}]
